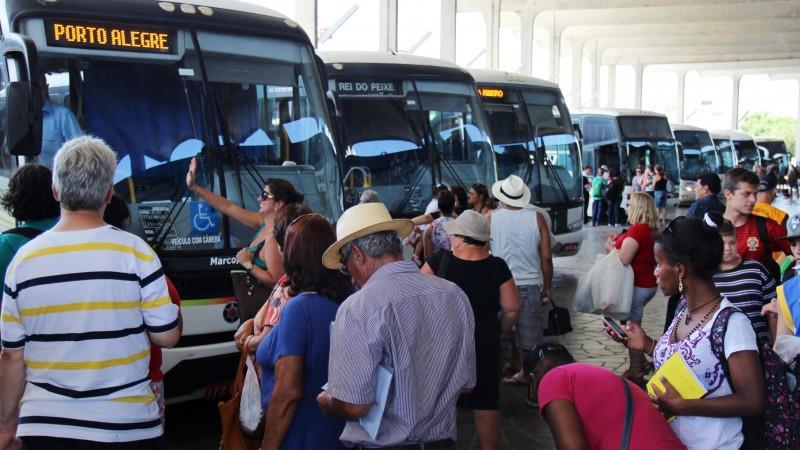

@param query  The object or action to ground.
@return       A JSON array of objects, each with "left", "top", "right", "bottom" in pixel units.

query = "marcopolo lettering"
[{"left": 209, "top": 256, "right": 238, "bottom": 267}]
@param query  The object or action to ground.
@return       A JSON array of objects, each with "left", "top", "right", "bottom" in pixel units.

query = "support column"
[
  {"left": 676, "top": 71, "right": 686, "bottom": 123},
  {"left": 379, "top": 0, "right": 398, "bottom": 52},
  {"left": 731, "top": 73, "right": 742, "bottom": 129},
  {"left": 795, "top": 78, "right": 800, "bottom": 158},
  {"left": 607, "top": 63, "right": 616, "bottom": 107},
  {"left": 520, "top": 11, "right": 535, "bottom": 75},
  {"left": 295, "top": 0, "right": 317, "bottom": 46},
  {"left": 486, "top": 1, "right": 501, "bottom": 69},
  {"left": 569, "top": 38, "right": 585, "bottom": 107},
  {"left": 633, "top": 63, "right": 644, "bottom": 110},
  {"left": 550, "top": 25, "right": 563, "bottom": 83},
  {"left": 591, "top": 39, "right": 601, "bottom": 107},
  {"left": 440, "top": 0, "right": 456, "bottom": 62}
]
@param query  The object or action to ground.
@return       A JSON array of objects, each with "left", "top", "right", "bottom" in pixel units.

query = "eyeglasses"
[
  {"left": 260, "top": 190, "right": 275, "bottom": 201},
  {"left": 662, "top": 216, "right": 686, "bottom": 236}
]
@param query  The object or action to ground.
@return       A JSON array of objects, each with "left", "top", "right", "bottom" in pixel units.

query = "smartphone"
[{"left": 603, "top": 316, "right": 628, "bottom": 338}]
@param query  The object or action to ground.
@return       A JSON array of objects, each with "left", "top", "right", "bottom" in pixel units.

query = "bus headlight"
[{"left": 568, "top": 220, "right": 583, "bottom": 232}]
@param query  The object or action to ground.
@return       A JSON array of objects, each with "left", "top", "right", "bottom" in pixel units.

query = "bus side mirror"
[
  {"left": 572, "top": 122, "right": 583, "bottom": 141},
  {"left": 6, "top": 81, "right": 42, "bottom": 156}
]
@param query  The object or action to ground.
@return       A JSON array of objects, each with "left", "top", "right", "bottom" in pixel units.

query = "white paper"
[{"left": 359, "top": 363, "right": 394, "bottom": 440}]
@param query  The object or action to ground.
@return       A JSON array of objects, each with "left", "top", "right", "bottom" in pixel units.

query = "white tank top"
[{"left": 490, "top": 208, "right": 542, "bottom": 286}]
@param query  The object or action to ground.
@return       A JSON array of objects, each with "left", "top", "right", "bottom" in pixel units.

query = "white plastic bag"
[
  {"left": 573, "top": 250, "right": 634, "bottom": 320},
  {"left": 239, "top": 355, "right": 263, "bottom": 434}
]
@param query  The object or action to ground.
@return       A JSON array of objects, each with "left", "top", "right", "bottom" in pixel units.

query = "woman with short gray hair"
[{"left": 52, "top": 136, "right": 117, "bottom": 211}]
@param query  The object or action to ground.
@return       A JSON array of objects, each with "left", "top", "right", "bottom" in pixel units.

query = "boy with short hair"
[{"left": 714, "top": 219, "right": 778, "bottom": 345}]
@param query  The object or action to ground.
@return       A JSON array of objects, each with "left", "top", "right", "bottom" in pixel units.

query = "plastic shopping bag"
[
  {"left": 573, "top": 250, "right": 634, "bottom": 320},
  {"left": 239, "top": 355, "right": 263, "bottom": 435}
]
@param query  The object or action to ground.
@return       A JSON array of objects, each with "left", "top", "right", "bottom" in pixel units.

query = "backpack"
[
  {"left": 754, "top": 216, "right": 783, "bottom": 284},
  {"left": 2, "top": 226, "right": 44, "bottom": 240},
  {"left": 706, "top": 305, "right": 800, "bottom": 450}
]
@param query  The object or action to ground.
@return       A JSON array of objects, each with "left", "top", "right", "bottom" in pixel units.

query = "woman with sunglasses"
[
  {"left": 257, "top": 214, "right": 352, "bottom": 450},
  {"left": 606, "top": 215, "right": 764, "bottom": 450},
  {"left": 186, "top": 157, "right": 304, "bottom": 287}
]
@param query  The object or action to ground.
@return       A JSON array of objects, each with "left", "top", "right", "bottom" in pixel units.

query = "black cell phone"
[{"left": 603, "top": 316, "right": 628, "bottom": 338}]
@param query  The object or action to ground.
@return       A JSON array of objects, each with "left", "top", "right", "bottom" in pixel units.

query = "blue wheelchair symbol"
[{"left": 191, "top": 201, "right": 220, "bottom": 233}]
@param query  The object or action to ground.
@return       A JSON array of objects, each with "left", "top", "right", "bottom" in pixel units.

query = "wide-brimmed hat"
[
  {"left": 322, "top": 203, "right": 414, "bottom": 269},
  {"left": 492, "top": 175, "right": 531, "bottom": 208},
  {"left": 443, "top": 210, "right": 491, "bottom": 242}
]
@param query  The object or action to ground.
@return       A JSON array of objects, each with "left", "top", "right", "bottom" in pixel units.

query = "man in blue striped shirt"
[{"left": 319, "top": 203, "right": 476, "bottom": 450}]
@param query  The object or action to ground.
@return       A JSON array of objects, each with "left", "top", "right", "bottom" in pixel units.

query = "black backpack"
[{"left": 753, "top": 216, "right": 783, "bottom": 284}]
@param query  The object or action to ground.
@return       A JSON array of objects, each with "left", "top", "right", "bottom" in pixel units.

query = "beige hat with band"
[
  {"left": 322, "top": 203, "right": 414, "bottom": 270},
  {"left": 442, "top": 210, "right": 491, "bottom": 242},
  {"left": 492, "top": 174, "right": 531, "bottom": 208}
]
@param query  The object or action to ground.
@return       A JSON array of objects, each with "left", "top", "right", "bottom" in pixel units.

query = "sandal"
[{"left": 502, "top": 375, "right": 528, "bottom": 386}]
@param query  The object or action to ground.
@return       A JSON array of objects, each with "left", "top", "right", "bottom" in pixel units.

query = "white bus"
[
  {"left": 0, "top": 0, "right": 342, "bottom": 400},
  {"left": 756, "top": 137, "right": 790, "bottom": 176},
  {"left": 671, "top": 124, "right": 721, "bottom": 205},
  {"left": 711, "top": 131, "right": 739, "bottom": 176},
  {"left": 713, "top": 130, "right": 761, "bottom": 171},
  {"left": 470, "top": 69, "right": 583, "bottom": 256},
  {"left": 321, "top": 51, "right": 497, "bottom": 217},
  {"left": 572, "top": 109, "right": 681, "bottom": 212}
]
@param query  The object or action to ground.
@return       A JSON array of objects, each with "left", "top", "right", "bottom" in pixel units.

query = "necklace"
[
  {"left": 673, "top": 298, "right": 720, "bottom": 342},
  {"left": 685, "top": 295, "right": 721, "bottom": 325}
]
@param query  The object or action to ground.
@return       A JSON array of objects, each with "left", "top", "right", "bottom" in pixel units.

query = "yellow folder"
[{"left": 646, "top": 352, "right": 708, "bottom": 401}]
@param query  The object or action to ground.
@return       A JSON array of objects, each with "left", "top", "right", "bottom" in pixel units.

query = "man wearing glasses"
[{"left": 317, "top": 203, "right": 476, "bottom": 450}]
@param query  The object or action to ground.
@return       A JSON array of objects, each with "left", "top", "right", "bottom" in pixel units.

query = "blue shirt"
[
  {"left": 686, "top": 194, "right": 726, "bottom": 220},
  {"left": 257, "top": 292, "right": 346, "bottom": 450},
  {"left": 41, "top": 100, "right": 83, "bottom": 167}
]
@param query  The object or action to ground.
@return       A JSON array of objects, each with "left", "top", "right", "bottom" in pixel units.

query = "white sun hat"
[
  {"left": 442, "top": 210, "right": 491, "bottom": 242},
  {"left": 491, "top": 174, "right": 531, "bottom": 208},
  {"left": 322, "top": 203, "right": 414, "bottom": 269}
]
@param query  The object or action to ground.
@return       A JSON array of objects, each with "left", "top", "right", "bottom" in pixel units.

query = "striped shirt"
[
  {"left": 328, "top": 261, "right": 475, "bottom": 447},
  {"left": 0, "top": 225, "right": 179, "bottom": 442},
  {"left": 713, "top": 259, "right": 776, "bottom": 344}
]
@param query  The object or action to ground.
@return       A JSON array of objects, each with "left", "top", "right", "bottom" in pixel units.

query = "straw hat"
[
  {"left": 322, "top": 203, "right": 414, "bottom": 269},
  {"left": 443, "top": 210, "right": 491, "bottom": 242},
  {"left": 492, "top": 175, "right": 531, "bottom": 208}
]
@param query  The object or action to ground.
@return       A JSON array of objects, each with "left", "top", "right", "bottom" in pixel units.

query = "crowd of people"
[{"left": 1, "top": 134, "right": 799, "bottom": 450}]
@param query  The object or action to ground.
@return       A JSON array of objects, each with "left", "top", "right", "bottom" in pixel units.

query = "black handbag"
[
  {"left": 543, "top": 299, "right": 573, "bottom": 336},
  {"left": 230, "top": 270, "right": 270, "bottom": 323}
]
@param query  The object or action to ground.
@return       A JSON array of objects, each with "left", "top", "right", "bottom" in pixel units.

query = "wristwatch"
[{"left": 241, "top": 260, "right": 254, "bottom": 271}]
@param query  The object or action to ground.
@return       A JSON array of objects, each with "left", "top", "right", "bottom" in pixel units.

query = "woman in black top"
[
  {"left": 652, "top": 164, "right": 669, "bottom": 226},
  {"left": 603, "top": 168, "right": 625, "bottom": 227},
  {"left": 422, "top": 210, "right": 520, "bottom": 450}
]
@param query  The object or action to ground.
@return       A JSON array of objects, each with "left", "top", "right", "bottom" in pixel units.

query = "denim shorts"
[
  {"left": 654, "top": 190, "right": 667, "bottom": 208},
  {"left": 629, "top": 286, "right": 657, "bottom": 322},
  {"left": 515, "top": 285, "right": 547, "bottom": 350}
]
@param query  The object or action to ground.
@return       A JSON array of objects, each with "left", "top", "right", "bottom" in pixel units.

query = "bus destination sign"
[
  {"left": 45, "top": 19, "right": 177, "bottom": 54},
  {"left": 337, "top": 80, "right": 402, "bottom": 96}
]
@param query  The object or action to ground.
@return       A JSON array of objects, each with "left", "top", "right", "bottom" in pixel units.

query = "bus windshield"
[
  {"left": 760, "top": 141, "right": 789, "bottom": 173},
  {"left": 714, "top": 139, "right": 737, "bottom": 172},
  {"left": 734, "top": 139, "right": 760, "bottom": 170},
  {"left": 31, "top": 30, "right": 339, "bottom": 252},
  {"left": 336, "top": 79, "right": 494, "bottom": 216},
  {"left": 486, "top": 88, "right": 581, "bottom": 206},
  {"left": 626, "top": 141, "right": 680, "bottom": 184},
  {"left": 674, "top": 130, "right": 719, "bottom": 180}
]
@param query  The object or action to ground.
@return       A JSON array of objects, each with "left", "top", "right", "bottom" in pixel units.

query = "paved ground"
[{"left": 166, "top": 197, "right": 800, "bottom": 449}]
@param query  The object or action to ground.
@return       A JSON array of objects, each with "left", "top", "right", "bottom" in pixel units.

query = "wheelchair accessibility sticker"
[{"left": 191, "top": 201, "right": 220, "bottom": 234}]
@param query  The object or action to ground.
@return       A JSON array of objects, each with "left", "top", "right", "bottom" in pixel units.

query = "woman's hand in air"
[{"left": 186, "top": 157, "right": 198, "bottom": 191}]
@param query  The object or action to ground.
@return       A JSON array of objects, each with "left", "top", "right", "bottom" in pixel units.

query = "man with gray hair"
[
  {"left": 318, "top": 203, "right": 475, "bottom": 450},
  {"left": 0, "top": 136, "right": 181, "bottom": 450}
]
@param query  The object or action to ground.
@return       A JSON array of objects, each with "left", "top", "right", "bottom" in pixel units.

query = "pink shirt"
[{"left": 538, "top": 363, "right": 686, "bottom": 450}]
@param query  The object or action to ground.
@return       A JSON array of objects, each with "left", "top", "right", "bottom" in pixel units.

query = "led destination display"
[{"left": 45, "top": 19, "right": 177, "bottom": 54}]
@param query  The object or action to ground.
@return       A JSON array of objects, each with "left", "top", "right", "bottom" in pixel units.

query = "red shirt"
[
  {"left": 615, "top": 223, "right": 657, "bottom": 288},
  {"left": 735, "top": 215, "right": 790, "bottom": 262},
  {"left": 538, "top": 363, "right": 686, "bottom": 450},
  {"left": 149, "top": 277, "right": 181, "bottom": 382}
]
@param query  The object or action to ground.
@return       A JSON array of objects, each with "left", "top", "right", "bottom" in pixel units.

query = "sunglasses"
[
  {"left": 662, "top": 216, "right": 686, "bottom": 236},
  {"left": 260, "top": 190, "right": 275, "bottom": 201}
]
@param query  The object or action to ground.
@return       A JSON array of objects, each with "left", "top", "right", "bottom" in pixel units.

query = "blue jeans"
[
  {"left": 606, "top": 199, "right": 621, "bottom": 225},
  {"left": 592, "top": 199, "right": 606, "bottom": 226}
]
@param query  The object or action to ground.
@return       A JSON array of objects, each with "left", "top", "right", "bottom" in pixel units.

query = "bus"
[
  {"left": 671, "top": 123, "right": 720, "bottom": 205},
  {"left": 470, "top": 69, "right": 583, "bottom": 256},
  {"left": 713, "top": 130, "right": 761, "bottom": 171},
  {"left": 756, "top": 137, "right": 790, "bottom": 175},
  {"left": 572, "top": 109, "right": 681, "bottom": 211},
  {"left": 0, "top": 0, "right": 342, "bottom": 400},
  {"left": 321, "top": 51, "right": 496, "bottom": 217},
  {"left": 711, "top": 132, "right": 739, "bottom": 176}
]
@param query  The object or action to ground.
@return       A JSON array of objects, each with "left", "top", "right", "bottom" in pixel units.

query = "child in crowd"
[
  {"left": 778, "top": 214, "right": 800, "bottom": 283},
  {"left": 715, "top": 217, "right": 778, "bottom": 346}
]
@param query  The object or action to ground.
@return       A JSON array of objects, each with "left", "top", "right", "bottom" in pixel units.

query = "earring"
[{"left": 678, "top": 277, "right": 684, "bottom": 293}]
